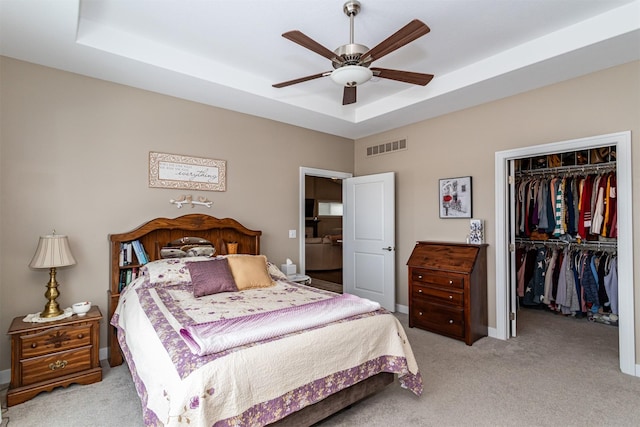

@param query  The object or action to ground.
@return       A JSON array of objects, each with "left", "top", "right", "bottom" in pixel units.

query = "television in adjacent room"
[{"left": 305, "top": 198, "right": 315, "bottom": 218}]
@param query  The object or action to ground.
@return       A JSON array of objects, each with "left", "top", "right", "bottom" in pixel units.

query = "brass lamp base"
[{"left": 41, "top": 267, "right": 64, "bottom": 318}]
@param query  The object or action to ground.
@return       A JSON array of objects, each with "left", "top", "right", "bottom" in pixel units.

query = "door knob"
[{"left": 382, "top": 246, "right": 394, "bottom": 251}]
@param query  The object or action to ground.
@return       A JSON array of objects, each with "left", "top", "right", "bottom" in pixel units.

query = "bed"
[{"left": 108, "top": 214, "right": 422, "bottom": 426}]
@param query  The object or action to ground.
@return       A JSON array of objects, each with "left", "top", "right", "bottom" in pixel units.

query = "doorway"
[
  {"left": 299, "top": 167, "right": 352, "bottom": 290},
  {"left": 494, "top": 131, "right": 635, "bottom": 376}
]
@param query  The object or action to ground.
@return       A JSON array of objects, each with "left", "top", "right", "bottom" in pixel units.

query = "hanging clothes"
[
  {"left": 515, "top": 243, "right": 618, "bottom": 320},
  {"left": 604, "top": 256, "right": 619, "bottom": 315},
  {"left": 514, "top": 152, "right": 618, "bottom": 326},
  {"left": 515, "top": 171, "right": 617, "bottom": 240}
]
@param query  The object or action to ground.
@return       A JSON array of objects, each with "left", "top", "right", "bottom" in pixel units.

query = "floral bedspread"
[{"left": 112, "top": 274, "right": 423, "bottom": 427}]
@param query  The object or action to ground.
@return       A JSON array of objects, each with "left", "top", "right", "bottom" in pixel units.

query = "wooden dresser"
[
  {"left": 6, "top": 306, "right": 102, "bottom": 406},
  {"left": 407, "top": 241, "right": 488, "bottom": 345}
]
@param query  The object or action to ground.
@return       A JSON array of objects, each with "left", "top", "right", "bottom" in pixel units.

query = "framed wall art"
[
  {"left": 439, "top": 176, "right": 472, "bottom": 218},
  {"left": 149, "top": 152, "right": 226, "bottom": 191}
]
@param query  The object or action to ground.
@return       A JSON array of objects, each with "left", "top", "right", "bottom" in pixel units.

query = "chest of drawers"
[
  {"left": 407, "top": 241, "right": 488, "bottom": 345},
  {"left": 6, "top": 306, "right": 102, "bottom": 406}
]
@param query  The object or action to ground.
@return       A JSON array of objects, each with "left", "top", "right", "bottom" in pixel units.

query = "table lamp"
[{"left": 29, "top": 233, "right": 77, "bottom": 318}]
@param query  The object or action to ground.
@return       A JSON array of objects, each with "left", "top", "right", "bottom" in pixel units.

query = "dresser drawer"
[
  {"left": 411, "top": 270, "right": 464, "bottom": 289},
  {"left": 20, "top": 324, "right": 92, "bottom": 358},
  {"left": 20, "top": 347, "right": 92, "bottom": 386},
  {"left": 411, "top": 300, "right": 465, "bottom": 338},
  {"left": 413, "top": 284, "right": 463, "bottom": 306}
]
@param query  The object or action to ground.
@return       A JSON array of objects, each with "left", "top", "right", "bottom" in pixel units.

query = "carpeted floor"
[
  {"left": 2, "top": 309, "right": 639, "bottom": 426},
  {"left": 308, "top": 278, "right": 343, "bottom": 294},
  {"left": 308, "top": 269, "right": 343, "bottom": 285}
]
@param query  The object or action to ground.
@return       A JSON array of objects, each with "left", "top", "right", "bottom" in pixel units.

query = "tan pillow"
[{"left": 225, "top": 254, "right": 275, "bottom": 290}]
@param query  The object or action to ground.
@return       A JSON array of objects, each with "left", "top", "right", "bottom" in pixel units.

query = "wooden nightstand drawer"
[
  {"left": 20, "top": 324, "right": 92, "bottom": 358},
  {"left": 411, "top": 300, "right": 465, "bottom": 338},
  {"left": 413, "top": 284, "right": 463, "bottom": 306},
  {"left": 412, "top": 271, "right": 464, "bottom": 289},
  {"left": 20, "top": 347, "right": 92, "bottom": 386},
  {"left": 7, "top": 306, "right": 103, "bottom": 406}
]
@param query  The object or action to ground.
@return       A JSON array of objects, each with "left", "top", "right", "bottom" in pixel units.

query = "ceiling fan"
[{"left": 272, "top": 0, "right": 434, "bottom": 105}]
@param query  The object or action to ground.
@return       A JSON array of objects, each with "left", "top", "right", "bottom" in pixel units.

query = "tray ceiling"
[{"left": 1, "top": 0, "right": 639, "bottom": 139}]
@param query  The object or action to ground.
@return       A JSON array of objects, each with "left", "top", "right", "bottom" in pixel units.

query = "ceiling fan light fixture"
[{"left": 330, "top": 65, "right": 372, "bottom": 86}]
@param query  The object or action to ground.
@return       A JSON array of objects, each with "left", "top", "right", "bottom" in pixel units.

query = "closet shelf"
[
  {"left": 514, "top": 237, "right": 617, "bottom": 251},
  {"left": 516, "top": 161, "right": 616, "bottom": 178}
]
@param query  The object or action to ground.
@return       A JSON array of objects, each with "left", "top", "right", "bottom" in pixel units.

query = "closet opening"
[
  {"left": 514, "top": 148, "right": 617, "bottom": 322},
  {"left": 512, "top": 147, "right": 619, "bottom": 363},
  {"left": 495, "top": 131, "right": 635, "bottom": 376}
]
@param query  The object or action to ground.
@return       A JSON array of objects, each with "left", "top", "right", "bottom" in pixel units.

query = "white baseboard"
[
  {"left": 395, "top": 303, "right": 408, "bottom": 314},
  {"left": 488, "top": 327, "right": 499, "bottom": 339},
  {"left": 0, "top": 346, "right": 110, "bottom": 385}
]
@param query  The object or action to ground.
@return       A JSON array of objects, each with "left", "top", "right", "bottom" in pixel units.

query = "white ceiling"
[{"left": 1, "top": 0, "right": 639, "bottom": 139}]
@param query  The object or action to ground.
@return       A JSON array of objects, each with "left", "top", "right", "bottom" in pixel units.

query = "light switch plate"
[{"left": 288, "top": 229, "right": 296, "bottom": 238}]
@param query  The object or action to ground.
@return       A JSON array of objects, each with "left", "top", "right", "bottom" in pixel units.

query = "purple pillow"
[{"left": 187, "top": 258, "right": 238, "bottom": 297}]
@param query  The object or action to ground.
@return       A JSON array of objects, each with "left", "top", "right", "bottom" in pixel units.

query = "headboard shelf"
[{"left": 108, "top": 214, "right": 261, "bottom": 367}]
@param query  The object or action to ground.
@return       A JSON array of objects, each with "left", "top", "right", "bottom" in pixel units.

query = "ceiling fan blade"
[
  {"left": 343, "top": 86, "right": 357, "bottom": 105},
  {"left": 282, "top": 31, "right": 342, "bottom": 64},
  {"left": 272, "top": 72, "right": 329, "bottom": 88},
  {"left": 361, "top": 19, "right": 430, "bottom": 62},
  {"left": 371, "top": 68, "right": 434, "bottom": 86}
]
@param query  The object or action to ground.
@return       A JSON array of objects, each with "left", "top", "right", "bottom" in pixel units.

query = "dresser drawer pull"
[
  {"left": 418, "top": 312, "right": 423, "bottom": 316},
  {"left": 77, "top": 333, "right": 84, "bottom": 339},
  {"left": 449, "top": 295, "right": 453, "bottom": 299},
  {"left": 418, "top": 275, "right": 423, "bottom": 279},
  {"left": 448, "top": 280, "right": 453, "bottom": 285},
  {"left": 418, "top": 289, "right": 423, "bottom": 293},
  {"left": 449, "top": 320, "right": 454, "bottom": 324},
  {"left": 31, "top": 343, "right": 37, "bottom": 348},
  {"left": 49, "top": 360, "right": 68, "bottom": 371}
]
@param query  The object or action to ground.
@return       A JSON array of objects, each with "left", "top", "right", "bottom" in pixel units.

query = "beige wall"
[
  {"left": 0, "top": 57, "right": 354, "bottom": 371},
  {"left": 2, "top": 56, "right": 638, "bottom": 373},
  {"left": 355, "top": 60, "right": 639, "bottom": 353}
]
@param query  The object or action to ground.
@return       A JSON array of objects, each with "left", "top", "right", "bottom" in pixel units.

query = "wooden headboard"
[{"left": 107, "top": 214, "right": 262, "bottom": 366}]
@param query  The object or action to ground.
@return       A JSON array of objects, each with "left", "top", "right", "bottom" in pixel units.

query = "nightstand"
[
  {"left": 287, "top": 274, "right": 312, "bottom": 285},
  {"left": 6, "top": 305, "right": 103, "bottom": 406}
]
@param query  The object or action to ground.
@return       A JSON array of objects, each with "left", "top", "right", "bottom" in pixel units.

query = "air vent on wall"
[{"left": 366, "top": 138, "right": 407, "bottom": 157}]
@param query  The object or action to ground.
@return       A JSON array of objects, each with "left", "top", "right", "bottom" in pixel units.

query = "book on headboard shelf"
[
  {"left": 119, "top": 240, "right": 149, "bottom": 266},
  {"left": 131, "top": 240, "right": 149, "bottom": 264},
  {"left": 118, "top": 267, "right": 139, "bottom": 292}
]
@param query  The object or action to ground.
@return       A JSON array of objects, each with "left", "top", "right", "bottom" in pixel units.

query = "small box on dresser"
[
  {"left": 6, "top": 306, "right": 102, "bottom": 406},
  {"left": 407, "top": 241, "right": 488, "bottom": 345}
]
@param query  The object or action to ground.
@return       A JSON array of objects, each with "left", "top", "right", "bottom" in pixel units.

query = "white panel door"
[
  {"left": 508, "top": 160, "right": 518, "bottom": 336},
  {"left": 343, "top": 172, "right": 395, "bottom": 311}
]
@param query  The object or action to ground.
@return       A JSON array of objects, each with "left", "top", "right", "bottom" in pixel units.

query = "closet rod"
[
  {"left": 515, "top": 161, "right": 616, "bottom": 178},
  {"left": 515, "top": 237, "right": 617, "bottom": 251}
]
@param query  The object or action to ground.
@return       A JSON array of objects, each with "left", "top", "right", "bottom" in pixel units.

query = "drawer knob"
[
  {"left": 77, "top": 333, "right": 84, "bottom": 339},
  {"left": 418, "top": 312, "right": 423, "bottom": 316},
  {"left": 449, "top": 320, "right": 454, "bottom": 324},
  {"left": 449, "top": 295, "right": 453, "bottom": 299},
  {"left": 31, "top": 343, "right": 37, "bottom": 348},
  {"left": 448, "top": 280, "right": 453, "bottom": 284},
  {"left": 418, "top": 275, "right": 423, "bottom": 279},
  {"left": 418, "top": 289, "right": 423, "bottom": 293},
  {"left": 49, "top": 359, "right": 68, "bottom": 371}
]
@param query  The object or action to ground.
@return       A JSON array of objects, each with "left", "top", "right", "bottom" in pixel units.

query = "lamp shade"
[
  {"left": 29, "top": 234, "right": 76, "bottom": 269},
  {"left": 330, "top": 65, "right": 373, "bottom": 86}
]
